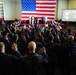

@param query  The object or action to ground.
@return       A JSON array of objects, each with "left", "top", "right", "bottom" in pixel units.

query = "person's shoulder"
[
  {"left": 6, "top": 54, "right": 19, "bottom": 60},
  {"left": 22, "top": 53, "right": 43, "bottom": 59},
  {"left": 54, "top": 42, "right": 61, "bottom": 46},
  {"left": 34, "top": 53, "right": 44, "bottom": 60},
  {"left": 0, "top": 53, "right": 19, "bottom": 63}
]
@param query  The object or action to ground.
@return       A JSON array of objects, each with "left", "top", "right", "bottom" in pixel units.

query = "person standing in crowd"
[
  {"left": 31, "top": 16, "right": 35, "bottom": 26},
  {"left": 0, "top": 42, "right": 20, "bottom": 75},
  {"left": 1, "top": 20, "right": 6, "bottom": 28},
  {"left": 40, "top": 17, "right": 45, "bottom": 24},
  {"left": 45, "top": 16, "right": 48, "bottom": 23},
  {"left": 34, "top": 17, "right": 39, "bottom": 31},
  {"left": 52, "top": 19, "right": 58, "bottom": 26},
  {"left": 11, "top": 42, "right": 22, "bottom": 58},
  {"left": 46, "top": 34, "right": 61, "bottom": 75},
  {"left": 56, "top": 23, "right": 62, "bottom": 32},
  {"left": 45, "top": 22, "right": 48, "bottom": 28},
  {"left": 29, "top": 16, "right": 32, "bottom": 24},
  {"left": 19, "top": 41, "right": 48, "bottom": 75},
  {"left": 0, "top": 20, "right": 5, "bottom": 30},
  {"left": 62, "top": 35, "right": 76, "bottom": 75}
]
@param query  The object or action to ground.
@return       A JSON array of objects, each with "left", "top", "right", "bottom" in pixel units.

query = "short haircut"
[
  {"left": 0, "top": 42, "right": 5, "bottom": 52},
  {"left": 68, "top": 35, "right": 74, "bottom": 41},
  {"left": 28, "top": 41, "right": 36, "bottom": 51}
]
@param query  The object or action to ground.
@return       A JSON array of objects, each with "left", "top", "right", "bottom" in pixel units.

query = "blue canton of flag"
[{"left": 22, "top": 0, "right": 36, "bottom": 11}]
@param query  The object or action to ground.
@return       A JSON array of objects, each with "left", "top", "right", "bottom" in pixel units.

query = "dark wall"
[{"left": 5, "top": 20, "right": 14, "bottom": 25}]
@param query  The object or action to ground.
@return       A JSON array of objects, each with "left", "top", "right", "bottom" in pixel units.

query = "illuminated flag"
[{"left": 21, "top": 0, "right": 56, "bottom": 21}]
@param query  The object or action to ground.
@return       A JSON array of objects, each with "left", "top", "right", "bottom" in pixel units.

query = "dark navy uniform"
[
  {"left": 19, "top": 53, "right": 48, "bottom": 75},
  {"left": 0, "top": 53, "right": 19, "bottom": 75}
]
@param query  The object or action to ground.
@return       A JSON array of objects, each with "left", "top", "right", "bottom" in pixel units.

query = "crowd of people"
[{"left": 0, "top": 18, "right": 76, "bottom": 75}]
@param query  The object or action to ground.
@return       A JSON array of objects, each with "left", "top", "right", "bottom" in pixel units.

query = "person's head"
[
  {"left": 68, "top": 29, "right": 72, "bottom": 35},
  {"left": 68, "top": 29, "right": 71, "bottom": 33},
  {"left": 14, "top": 18, "right": 18, "bottom": 22},
  {"left": 0, "top": 42, "right": 5, "bottom": 53},
  {"left": 21, "top": 34, "right": 26, "bottom": 41},
  {"left": 60, "top": 30, "right": 65, "bottom": 36},
  {"left": 35, "top": 17, "right": 38, "bottom": 20},
  {"left": 13, "top": 34, "right": 19, "bottom": 42},
  {"left": 28, "top": 41, "right": 36, "bottom": 53},
  {"left": 31, "top": 16, "right": 34, "bottom": 20},
  {"left": 48, "top": 34, "right": 54, "bottom": 42},
  {"left": 68, "top": 35, "right": 74, "bottom": 42},
  {"left": 65, "top": 32, "right": 68, "bottom": 37}
]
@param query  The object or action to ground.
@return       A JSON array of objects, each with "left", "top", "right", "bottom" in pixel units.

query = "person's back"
[
  {"left": 0, "top": 53, "right": 19, "bottom": 75},
  {"left": 62, "top": 35, "right": 76, "bottom": 75},
  {"left": 62, "top": 35, "right": 76, "bottom": 58},
  {"left": 46, "top": 35, "right": 61, "bottom": 75},
  {"left": 0, "top": 42, "right": 19, "bottom": 75},
  {"left": 21, "top": 53, "right": 46, "bottom": 75},
  {"left": 19, "top": 41, "right": 48, "bottom": 75}
]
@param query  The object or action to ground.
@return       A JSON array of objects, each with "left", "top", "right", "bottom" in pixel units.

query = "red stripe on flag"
[
  {"left": 36, "top": 6, "right": 56, "bottom": 8},
  {"left": 22, "top": 13, "right": 55, "bottom": 16},
  {"left": 36, "top": 3, "right": 56, "bottom": 4},
  {"left": 36, "top": 10, "right": 55, "bottom": 12}
]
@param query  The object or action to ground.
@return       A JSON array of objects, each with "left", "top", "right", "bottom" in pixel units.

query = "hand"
[
  {"left": 41, "top": 47, "right": 46, "bottom": 53},
  {"left": 4, "top": 36, "right": 8, "bottom": 40},
  {"left": 11, "top": 43, "right": 18, "bottom": 51}
]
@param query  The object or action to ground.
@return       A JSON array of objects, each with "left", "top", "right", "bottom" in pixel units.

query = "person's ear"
[{"left": 35, "top": 47, "right": 37, "bottom": 50}]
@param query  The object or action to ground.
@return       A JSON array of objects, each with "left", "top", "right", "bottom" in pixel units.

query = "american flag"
[{"left": 21, "top": 0, "right": 56, "bottom": 21}]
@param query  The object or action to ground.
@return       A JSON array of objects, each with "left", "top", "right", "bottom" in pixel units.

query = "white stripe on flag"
[
  {"left": 36, "top": 5, "right": 56, "bottom": 7},
  {"left": 22, "top": 11, "right": 55, "bottom": 14},
  {"left": 36, "top": 1, "right": 56, "bottom": 3},
  {"left": 21, "top": 18, "right": 54, "bottom": 21}
]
